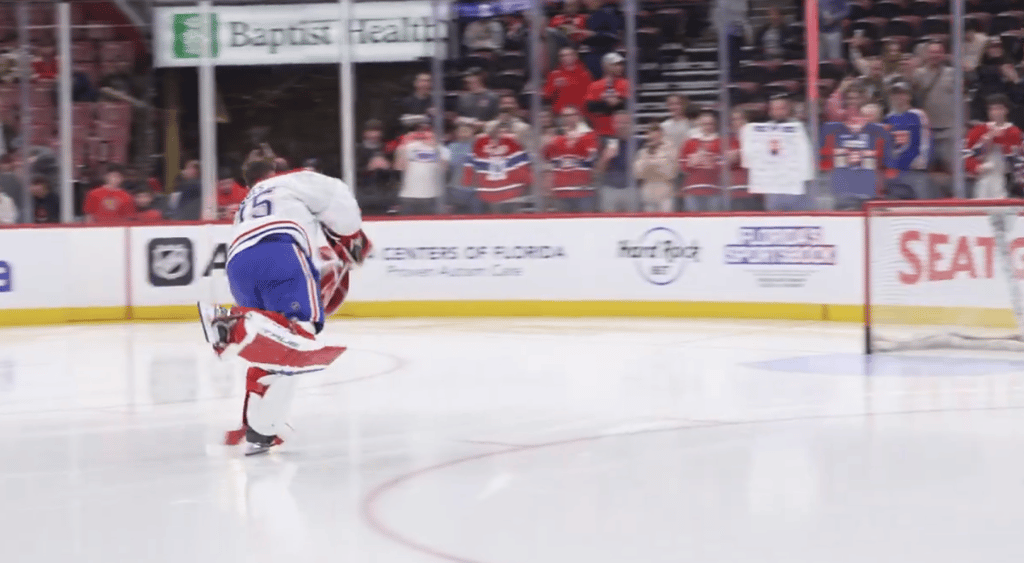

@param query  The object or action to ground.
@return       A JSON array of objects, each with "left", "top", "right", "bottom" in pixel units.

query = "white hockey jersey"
[
  {"left": 227, "top": 170, "right": 363, "bottom": 264},
  {"left": 740, "top": 121, "right": 813, "bottom": 195}
]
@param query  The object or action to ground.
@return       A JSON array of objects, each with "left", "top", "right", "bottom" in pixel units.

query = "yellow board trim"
[{"left": 0, "top": 301, "right": 866, "bottom": 327}]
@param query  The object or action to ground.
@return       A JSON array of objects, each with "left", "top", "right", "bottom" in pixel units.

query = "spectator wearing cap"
[
  {"left": 456, "top": 68, "right": 500, "bottom": 127},
  {"left": 544, "top": 47, "right": 593, "bottom": 116},
  {"left": 84, "top": 164, "right": 135, "bottom": 223},
  {"left": 584, "top": 52, "right": 630, "bottom": 137},
  {"left": 884, "top": 82, "right": 933, "bottom": 199}
]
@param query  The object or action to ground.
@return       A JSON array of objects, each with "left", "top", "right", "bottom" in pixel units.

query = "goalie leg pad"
[
  {"left": 219, "top": 307, "right": 347, "bottom": 374},
  {"left": 224, "top": 367, "right": 293, "bottom": 445},
  {"left": 244, "top": 371, "right": 299, "bottom": 438}
]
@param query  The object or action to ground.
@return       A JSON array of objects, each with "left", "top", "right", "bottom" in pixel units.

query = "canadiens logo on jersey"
[
  {"left": 545, "top": 131, "right": 598, "bottom": 196},
  {"left": 464, "top": 134, "right": 531, "bottom": 203}
]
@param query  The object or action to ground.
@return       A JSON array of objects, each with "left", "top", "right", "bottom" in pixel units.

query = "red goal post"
[{"left": 864, "top": 199, "right": 1024, "bottom": 354}]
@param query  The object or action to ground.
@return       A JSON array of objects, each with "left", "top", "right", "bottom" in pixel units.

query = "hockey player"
[
  {"left": 965, "top": 94, "right": 1022, "bottom": 199},
  {"left": 198, "top": 158, "right": 371, "bottom": 455}
]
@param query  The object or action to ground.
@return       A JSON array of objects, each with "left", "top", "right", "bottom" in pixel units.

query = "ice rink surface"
[{"left": 2, "top": 317, "right": 1024, "bottom": 563}]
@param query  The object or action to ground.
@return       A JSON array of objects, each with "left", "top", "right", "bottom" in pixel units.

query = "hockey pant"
[{"left": 219, "top": 307, "right": 347, "bottom": 444}]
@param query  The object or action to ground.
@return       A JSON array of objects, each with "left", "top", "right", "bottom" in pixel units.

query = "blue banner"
[{"left": 455, "top": 0, "right": 531, "bottom": 19}]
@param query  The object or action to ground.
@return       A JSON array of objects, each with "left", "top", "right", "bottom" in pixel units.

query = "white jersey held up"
[
  {"left": 741, "top": 121, "right": 813, "bottom": 195},
  {"left": 227, "top": 170, "right": 363, "bottom": 264}
]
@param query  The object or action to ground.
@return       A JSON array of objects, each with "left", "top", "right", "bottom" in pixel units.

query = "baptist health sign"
[{"left": 153, "top": 2, "right": 447, "bottom": 67}]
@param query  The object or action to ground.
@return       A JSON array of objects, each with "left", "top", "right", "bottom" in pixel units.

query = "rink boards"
[{"left": 0, "top": 215, "right": 870, "bottom": 326}]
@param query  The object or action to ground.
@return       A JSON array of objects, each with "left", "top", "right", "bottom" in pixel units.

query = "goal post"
[{"left": 865, "top": 199, "right": 1024, "bottom": 354}]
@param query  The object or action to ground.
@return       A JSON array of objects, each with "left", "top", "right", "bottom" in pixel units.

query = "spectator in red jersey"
[
  {"left": 132, "top": 186, "right": 164, "bottom": 222},
  {"left": 545, "top": 104, "right": 599, "bottom": 212},
  {"left": 679, "top": 110, "right": 729, "bottom": 212},
  {"left": 544, "top": 47, "right": 593, "bottom": 116},
  {"left": 32, "top": 43, "right": 57, "bottom": 81},
  {"left": 217, "top": 172, "right": 247, "bottom": 219},
  {"left": 548, "top": 0, "right": 589, "bottom": 45},
  {"left": 966, "top": 94, "right": 1022, "bottom": 199},
  {"left": 84, "top": 164, "right": 135, "bottom": 223},
  {"left": 584, "top": 52, "right": 630, "bottom": 137}
]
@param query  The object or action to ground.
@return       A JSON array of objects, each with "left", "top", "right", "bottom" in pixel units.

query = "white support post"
[
  {"left": 58, "top": 2, "right": 74, "bottom": 223},
  {"left": 198, "top": 0, "right": 218, "bottom": 220},
  {"left": 951, "top": 0, "right": 966, "bottom": 199},
  {"left": 17, "top": 2, "right": 31, "bottom": 223},
  {"left": 338, "top": 0, "right": 355, "bottom": 190}
]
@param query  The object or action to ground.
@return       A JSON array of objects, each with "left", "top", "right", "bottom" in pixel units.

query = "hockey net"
[{"left": 866, "top": 200, "right": 1024, "bottom": 353}]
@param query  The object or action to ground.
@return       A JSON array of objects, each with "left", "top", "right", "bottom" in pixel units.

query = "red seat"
[
  {"left": 73, "top": 102, "right": 95, "bottom": 129},
  {"left": 30, "top": 83, "right": 54, "bottom": 108},
  {"left": 30, "top": 104, "right": 55, "bottom": 125},
  {"left": 28, "top": 123, "right": 52, "bottom": 146}
]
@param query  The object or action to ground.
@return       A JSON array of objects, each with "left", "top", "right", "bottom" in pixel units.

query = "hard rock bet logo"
[
  {"left": 148, "top": 238, "right": 194, "bottom": 287},
  {"left": 618, "top": 227, "right": 700, "bottom": 285}
]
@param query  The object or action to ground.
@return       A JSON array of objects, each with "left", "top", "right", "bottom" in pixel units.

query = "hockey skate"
[{"left": 243, "top": 427, "right": 283, "bottom": 456}]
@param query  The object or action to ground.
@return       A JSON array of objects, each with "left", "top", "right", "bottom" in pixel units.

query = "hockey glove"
[{"left": 324, "top": 227, "right": 372, "bottom": 267}]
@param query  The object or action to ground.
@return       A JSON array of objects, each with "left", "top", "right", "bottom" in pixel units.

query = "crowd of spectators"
[
  {"left": 340, "top": 0, "right": 1024, "bottom": 216},
  {"left": 6, "top": 0, "right": 1024, "bottom": 223}
]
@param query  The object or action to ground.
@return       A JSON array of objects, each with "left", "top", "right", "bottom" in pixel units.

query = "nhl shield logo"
[{"left": 148, "top": 238, "right": 194, "bottom": 287}]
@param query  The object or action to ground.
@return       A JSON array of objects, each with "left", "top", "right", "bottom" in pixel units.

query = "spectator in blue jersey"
[
  {"left": 884, "top": 82, "right": 933, "bottom": 200},
  {"left": 819, "top": 0, "right": 849, "bottom": 61}
]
